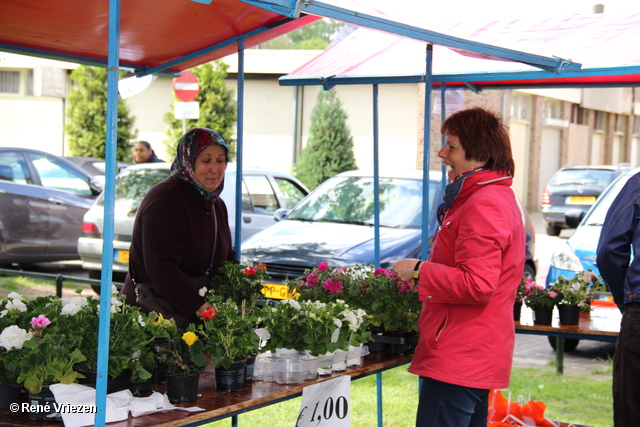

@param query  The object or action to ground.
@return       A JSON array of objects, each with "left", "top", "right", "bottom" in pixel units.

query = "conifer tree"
[
  {"left": 163, "top": 61, "right": 237, "bottom": 159},
  {"left": 294, "top": 89, "right": 357, "bottom": 189},
  {"left": 65, "top": 66, "right": 137, "bottom": 161}
]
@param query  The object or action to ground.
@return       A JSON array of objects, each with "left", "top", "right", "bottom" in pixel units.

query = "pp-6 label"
[{"left": 296, "top": 376, "right": 350, "bottom": 427}]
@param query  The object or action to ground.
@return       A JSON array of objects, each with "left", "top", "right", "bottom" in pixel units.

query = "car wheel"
[
  {"left": 547, "top": 336, "right": 580, "bottom": 352},
  {"left": 546, "top": 224, "right": 562, "bottom": 236},
  {"left": 523, "top": 263, "right": 536, "bottom": 281}
]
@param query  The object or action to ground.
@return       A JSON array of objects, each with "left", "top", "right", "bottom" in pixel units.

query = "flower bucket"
[
  {"left": 244, "top": 355, "right": 256, "bottom": 387},
  {"left": 513, "top": 301, "right": 522, "bottom": 322},
  {"left": 532, "top": 307, "right": 553, "bottom": 325},
  {"left": 0, "top": 383, "right": 22, "bottom": 409},
  {"left": 558, "top": 304, "right": 580, "bottom": 326},
  {"left": 27, "top": 385, "right": 61, "bottom": 421},
  {"left": 318, "top": 351, "right": 334, "bottom": 376},
  {"left": 166, "top": 373, "right": 200, "bottom": 403},
  {"left": 76, "top": 368, "right": 133, "bottom": 394},
  {"left": 215, "top": 359, "right": 246, "bottom": 392},
  {"left": 332, "top": 349, "right": 348, "bottom": 372}
]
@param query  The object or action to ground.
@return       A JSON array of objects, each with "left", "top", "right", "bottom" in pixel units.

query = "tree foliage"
[
  {"left": 163, "top": 61, "right": 237, "bottom": 160},
  {"left": 260, "top": 19, "right": 343, "bottom": 50},
  {"left": 294, "top": 89, "right": 357, "bottom": 189},
  {"left": 65, "top": 66, "right": 137, "bottom": 161}
]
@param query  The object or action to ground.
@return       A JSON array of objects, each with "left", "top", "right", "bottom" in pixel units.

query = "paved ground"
[{"left": 513, "top": 211, "right": 616, "bottom": 380}]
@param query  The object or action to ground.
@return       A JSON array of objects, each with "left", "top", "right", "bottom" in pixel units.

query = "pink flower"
[
  {"left": 31, "top": 314, "right": 51, "bottom": 329},
  {"left": 396, "top": 282, "right": 411, "bottom": 293},
  {"left": 322, "top": 278, "right": 343, "bottom": 294},
  {"left": 548, "top": 290, "right": 558, "bottom": 298},
  {"left": 306, "top": 273, "right": 320, "bottom": 287},
  {"left": 317, "top": 261, "right": 329, "bottom": 272},
  {"left": 374, "top": 268, "right": 395, "bottom": 278}
]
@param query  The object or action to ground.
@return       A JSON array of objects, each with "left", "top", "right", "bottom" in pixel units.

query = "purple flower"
[
  {"left": 306, "top": 273, "right": 320, "bottom": 287},
  {"left": 317, "top": 261, "right": 329, "bottom": 272},
  {"left": 322, "top": 278, "right": 343, "bottom": 294}
]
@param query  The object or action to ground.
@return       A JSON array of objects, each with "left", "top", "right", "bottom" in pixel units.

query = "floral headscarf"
[{"left": 170, "top": 127, "right": 229, "bottom": 204}]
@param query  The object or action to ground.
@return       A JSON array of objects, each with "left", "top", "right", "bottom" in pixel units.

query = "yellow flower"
[
  {"left": 152, "top": 313, "right": 165, "bottom": 326},
  {"left": 182, "top": 331, "right": 198, "bottom": 346}
]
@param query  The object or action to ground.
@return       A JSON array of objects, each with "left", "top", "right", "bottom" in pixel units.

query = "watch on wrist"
[{"left": 412, "top": 260, "right": 422, "bottom": 279}]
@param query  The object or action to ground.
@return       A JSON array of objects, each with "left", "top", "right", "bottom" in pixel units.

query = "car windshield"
[
  {"left": 550, "top": 169, "right": 616, "bottom": 187},
  {"left": 97, "top": 168, "right": 171, "bottom": 209},
  {"left": 582, "top": 172, "right": 636, "bottom": 226},
  {"left": 287, "top": 176, "right": 437, "bottom": 228}
]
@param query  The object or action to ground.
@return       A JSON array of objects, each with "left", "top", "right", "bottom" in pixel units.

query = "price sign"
[{"left": 296, "top": 376, "right": 350, "bottom": 427}]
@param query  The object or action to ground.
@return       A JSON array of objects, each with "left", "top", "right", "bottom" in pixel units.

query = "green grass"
[{"left": 203, "top": 365, "right": 612, "bottom": 427}]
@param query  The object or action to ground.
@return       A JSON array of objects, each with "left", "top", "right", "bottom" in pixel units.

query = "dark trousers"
[
  {"left": 613, "top": 302, "right": 640, "bottom": 427},
  {"left": 416, "top": 376, "right": 489, "bottom": 427}
]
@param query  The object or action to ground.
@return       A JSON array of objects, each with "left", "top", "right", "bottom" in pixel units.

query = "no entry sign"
[{"left": 172, "top": 70, "right": 199, "bottom": 102}]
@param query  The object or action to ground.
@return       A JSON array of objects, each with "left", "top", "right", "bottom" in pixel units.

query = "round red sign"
[{"left": 172, "top": 70, "right": 199, "bottom": 102}]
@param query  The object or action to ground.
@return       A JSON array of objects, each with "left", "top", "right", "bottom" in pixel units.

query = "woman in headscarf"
[
  {"left": 394, "top": 108, "right": 525, "bottom": 427},
  {"left": 121, "top": 128, "right": 236, "bottom": 328}
]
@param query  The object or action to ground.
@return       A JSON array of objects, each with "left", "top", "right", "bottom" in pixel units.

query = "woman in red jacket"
[{"left": 394, "top": 108, "right": 525, "bottom": 427}]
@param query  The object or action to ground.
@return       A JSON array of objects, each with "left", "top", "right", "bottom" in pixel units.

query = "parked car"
[
  {"left": 544, "top": 167, "right": 639, "bottom": 352},
  {"left": 77, "top": 162, "right": 309, "bottom": 282},
  {"left": 541, "top": 164, "right": 632, "bottom": 236},
  {"left": 66, "top": 156, "right": 131, "bottom": 184},
  {"left": 0, "top": 147, "right": 104, "bottom": 266},
  {"left": 239, "top": 169, "right": 537, "bottom": 299}
]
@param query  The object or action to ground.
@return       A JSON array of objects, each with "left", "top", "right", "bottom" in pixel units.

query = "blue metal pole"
[
  {"left": 235, "top": 39, "right": 245, "bottom": 258},
  {"left": 373, "top": 84, "right": 380, "bottom": 268},
  {"left": 421, "top": 45, "right": 433, "bottom": 261},
  {"left": 94, "top": 0, "right": 120, "bottom": 425},
  {"left": 376, "top": 371, "right": 383, "bottom": 427}
]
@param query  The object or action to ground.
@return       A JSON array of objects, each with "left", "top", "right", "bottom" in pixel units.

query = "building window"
[
  {"left": 595, "top": 111, "right": 606, "bottom": 132},
  {"left": 0, "top": 70, "right": 21, "bottom": 94},
  {"left": 511, "top": 93, "right": 531, "bottom": 122},
  {"left": 543, "top": 99, "right": 562, "bottom": 119},
  {"left": 617, "top": 115, "right": 628, "bottom": 134},
  {"left": 634, "top": 116, "right": 640, "bottom": 136},
  {"left": 26, "top": 69, "right": 33, "bottom": 96}
]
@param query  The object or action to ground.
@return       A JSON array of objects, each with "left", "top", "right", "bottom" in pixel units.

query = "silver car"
[{"left": 77, "top": 162, "right": 309, "bottom": 281}]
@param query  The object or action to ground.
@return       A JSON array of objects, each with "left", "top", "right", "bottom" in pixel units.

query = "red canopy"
[{"left": 282, "top": 12, "right": 640, "bottom": 88}]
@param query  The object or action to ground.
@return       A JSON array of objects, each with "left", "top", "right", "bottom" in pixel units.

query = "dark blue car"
[{"left": 240, "top": 170, "right": 536, "bottom": 295}]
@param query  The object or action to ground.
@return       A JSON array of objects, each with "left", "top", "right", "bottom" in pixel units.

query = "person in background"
[
  {"left": 393, "top": 107, "right": 525, "bottom": 427},
  {"left": 120, "top": 128, "right": 236, "bottom": 328},
  {"left": 132, "top": 140, "right": 164, "bottom": 163},
  {"left": 596, "top": 170, "right": 640, "bottom": 427}
]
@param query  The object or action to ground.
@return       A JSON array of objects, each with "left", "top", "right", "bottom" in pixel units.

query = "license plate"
[
  {"left": 261, "top": 283, "right": 294, "bottom": 300},
  {"left": 114, "top": 250, "right": 130, "bottom": 264},
  {"left": 567, "top": 195, "right": 596, "bottom": 205}
]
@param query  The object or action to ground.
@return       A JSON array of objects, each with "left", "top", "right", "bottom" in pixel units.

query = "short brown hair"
[{"left": 441, "top": 107, "right": 515, "bottom": 176}]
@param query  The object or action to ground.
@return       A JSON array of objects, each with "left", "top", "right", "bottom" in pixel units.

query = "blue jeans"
[{"left": 416, "top": 377, "right": 489, "bottom": 427}]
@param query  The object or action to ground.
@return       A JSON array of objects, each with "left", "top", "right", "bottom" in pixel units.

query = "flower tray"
[{"left": 253, "top": 346, "right": 370, "bottom": 385}]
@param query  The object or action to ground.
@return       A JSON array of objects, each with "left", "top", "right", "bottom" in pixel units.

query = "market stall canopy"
[
  {"left": 281, "top": 11, "right": 640, "bottom": 89},
  {"left": 0, "top": 0, "right": 322, "bottom": 76}
]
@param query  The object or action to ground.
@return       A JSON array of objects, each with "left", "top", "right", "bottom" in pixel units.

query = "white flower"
[
  {"left": 0, "top": 325, "right": 32, "bottom": 351},
  {"left": 284, "top": 299, "right": 301, "bottom": 310},
  {"left": 61, "top": 303, "right": 82, "bottom": 316},
  {"left": 330, "top": 327, "right": 340, "bottom": 343},
  {"left": 332, "top": 318, "right": 342, "bottom": 328},
  {"left": 0, "top": 310, "right": 7, "bottom": 318},
  {"left": 62, "top": 296, "right": 88, "bottom": 308},
  {"left": 579, "top": 271, "right": 597, "bottom": 284},
  {"left": 569, "top": 283, "right": 581, "bottom": 293},
  {"left": 131, "top": 349, "right": 142, "bottom": 360},
  {"left": 255, "top": 328, "right": 271, "bottom": 341},
  {"left": 198, "top": 287, "right": 207, "bottom": 297},
  {"left": 138, "top": 314, "right": 145, "bottom": 327},
  {"left": 7, "top": 292, "right": 23, "bottom": 300},
  {"left": 112, "top": 284, "right": 119, "bottom": 295},
  {"left": 5, "top": 299, "right": 27, "bottom": 313}
]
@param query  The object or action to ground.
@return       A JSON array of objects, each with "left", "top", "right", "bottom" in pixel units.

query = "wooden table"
[
  {"left": 515, "top": 305, "right": 621, "bottom": 373},
  {"left": 0, "top": 352, "right": 412, "bottom": 427}
]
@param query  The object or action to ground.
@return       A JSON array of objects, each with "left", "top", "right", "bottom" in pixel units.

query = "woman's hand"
[
  {"left": 393, "top": 258, "right": 420, "bottom": 284},
  {"left": 197, "top": 301, "right": 214, "bottom": 314}
]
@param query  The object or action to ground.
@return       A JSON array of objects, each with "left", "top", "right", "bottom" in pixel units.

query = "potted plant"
[
  {"left": 155, "top": 317, "right": 206, "bottom": 403},
  {"left": 550, "top": 270, "right": 606, "bottom": 325},
  {"left": 522, "top": 282, "right": 560, "bottom": 325},
  {"left": 198, "top": 295, "right": 261, "bottom": 392},
  {"left": 514, "top": 277, "right": 534, "bottom": 321},
  {"left": 210, "top": 261, "right": 269, "bottom": 309}
]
